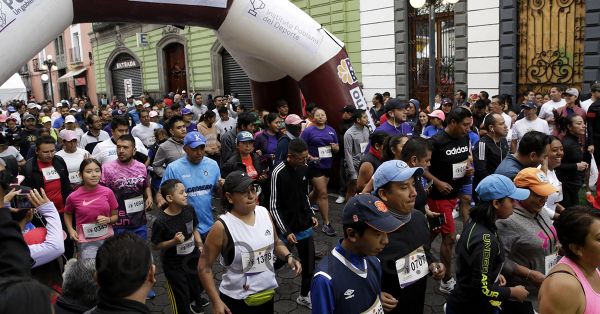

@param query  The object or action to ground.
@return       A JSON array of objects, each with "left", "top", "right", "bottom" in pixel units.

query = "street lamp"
[
  {"left": 410, "top": 0, "right": 459, "bottom": 111},
  {"left": 41, "top": 54, "right": 57, "bottom": 103}
]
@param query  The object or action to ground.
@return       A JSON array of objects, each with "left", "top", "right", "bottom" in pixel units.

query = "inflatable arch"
[{"left": 0, "top": 0, "right": 374, "bottom": 130}]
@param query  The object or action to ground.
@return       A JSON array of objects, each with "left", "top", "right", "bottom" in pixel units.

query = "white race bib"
[
  {"left": 544, "top": 252, "right": 559, "bottom": 275},
  {"left": 360, "top": 142, "right": 368, "bottom": 152},
  {"left": 147, "top": 136, "right": 156, "bottom": 146},
  {"left": 241, "top": 246, "right": 274, "bottom": 274},
  {"left": 42, "top": 167, "right": 60, "bottom": 181},
  {"left": 360, "top": 296, "right": 384, "bottom": 314},
  {"left": 176, "top": 237, "right": 195, "bottom": 255},
  {"left": 452, "top": 160, "right": 468, "bottom": 180},
  {"left": 82, "top": 223, "right": 109, "bottom": 239},
  {"left": 395, "top": 246, "right": 429, "bottom": 288},
  {"left": 124, "top": 196, "right": 144, "bottom": 214},
  {"left": 318, "top": 146, "right": 333, "bottom": 158},
  {"left": 68, "top": 171, "right": 81, "bottom": 184}
]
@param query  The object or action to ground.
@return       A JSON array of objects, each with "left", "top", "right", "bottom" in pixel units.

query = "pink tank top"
[{"left": 558, "top": 256, "right": 600, "bottom": 314}]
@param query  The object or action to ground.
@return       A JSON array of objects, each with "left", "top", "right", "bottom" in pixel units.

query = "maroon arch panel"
[{"left": 250, "top": 76, "right": 302, "bottom": 115}]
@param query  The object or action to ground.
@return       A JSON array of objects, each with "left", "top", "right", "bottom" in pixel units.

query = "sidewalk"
[{"left": 146, "top": 196, "right": 451, "bottom": 313}]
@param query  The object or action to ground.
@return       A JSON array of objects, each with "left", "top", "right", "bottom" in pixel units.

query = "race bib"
[
  {"left": 147, "top": 136, "right": 156, "bottom": 146},
  {"left": 124, "top": 196, "right": 144, "bottom": 214},
  {"left": 395, "top": 246, "right": 429, "bottom": 288},
  {"left": 186, "top": 221, "right": 193, "bottom": 234},
  {"left": 42, "top": 167, "right": 60, "bottom": 181},
  {"left": 360, "top": 296, "right": 384, "bottom": 314},
  {"left": 176, "top": 237, "right": 195, "bottom": 255},
  {"left": 241, "top": 246, "right": 274, "bottom": 274},
  {"left": 452, "top": 160, "right": 468, "bottom": 180},
  {"left": 82, "top": 223, "right": 109, "bottom": 239},
  {"left": 68, "top": 171, "right": 81, "bottom": 184},
  {"left": 360, "top": 142, "right": 368, "bottom": 152},
  {"left": 544, "top": 252, "right": 559, "bottom": 275},
  {"left": 318, "top": 146, "right": 333, "bottom": 158}
]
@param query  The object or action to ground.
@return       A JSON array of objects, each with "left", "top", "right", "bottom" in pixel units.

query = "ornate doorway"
[
  {"left": 408, "top": 3, "right": 455, "bottom": 107},
  {"left": 163, "top": 42, "right": 187, "bottom": 93},
  {"left": 518, "top": 0, "right": 584, "bottom": 95}
]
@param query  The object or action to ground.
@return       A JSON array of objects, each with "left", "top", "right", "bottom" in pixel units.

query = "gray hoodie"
[
  {"left": 495, "top": 205, "right": 558, "bottom": 309},
  {"left": 152, "top": 137, "right": 186, "bottom": 177},
  {"left": 343, "top": 124, "right": 369, "bottom": 180}
]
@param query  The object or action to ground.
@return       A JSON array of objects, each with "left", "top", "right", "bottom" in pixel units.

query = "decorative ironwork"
[
  {"left": 518, "top": 0, "right": 584, "bottom": 95},
  {"left": 162, "top": 25, "right": 181, "bottom": 35},
  {"left": 408, "top": 6, "right": 455, "bottom": 107}
]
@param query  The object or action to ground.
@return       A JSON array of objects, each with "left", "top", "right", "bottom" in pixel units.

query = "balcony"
[
  {"left": 55, "top": 54, "right": 67, "bottom": 70},
  {"left": 92, "top": 23, "right": 121, "bottom": 33},
  {"left": 69, "top": 47, "right": 83, "bottom": 65}
]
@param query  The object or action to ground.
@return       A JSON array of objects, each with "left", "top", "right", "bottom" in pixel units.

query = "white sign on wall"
[{"left": 124, "top": 79, "right": 133, "bottom": 98}]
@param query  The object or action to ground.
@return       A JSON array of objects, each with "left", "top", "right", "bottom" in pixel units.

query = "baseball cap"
[
  {"left": 135, "top": 100, "right": 143, "bottom": 106},
  {"left": 427, "top": 110, "right": 445, "bottom": 121},
  {"left": 143, "top": 103, "right": 151, "bottom": 108},
  {"left": 372, "top": 160, "right": 424, "bottom": 193},
  {"left": 27, "top": 103, "right": 37, "bottom": 109},
  {"left": 40, "top": 116, "right": 51, "bottom": 124},
  {"left": 7, "top": 106, "right": 16, "bottom": 113},
  {"left": 23, "top": 114, "right": 35, "bottom": 121},
  {"left": 55, "top": 103, "right": 62, "bottom": 108},
  {"left": 69, "top": 107, "right": 77, "bottom": 112},
  {"left": 284, "top": 114, "right": 305, "bottom": 125},
  {"left": 441, "top": 98, "right": 453, "bottom": 106},
  {"left": 181, "top": 108, "right": 193, "bottom": 115},
  {"left": 384, "top": 98, "right": 406, "bottom": 112},
  {"left": 183, "top": 131, "right": 206, "bottom": 148},
  {"left": 342, "top": 194, "right": 404, "bottom": 233},
  {"left": 149, "top": 111, "right": 158, "bottom": 118},
  {"left": 223, "top": 171, "right": 257, "bottom": 194},
  {"left": 0, "top": 114, "right": 7, "bottom": 123},
  {"left": 409, "top": 99, "right": 420, "bottom": 108},
  {"left": 340, "top": 104, "right": 357, "bottom": 113},
  {"left": 475, "top": 174, "right": 530, "bottom": 202},
  {"left": 65, "top": 115, "right": 76, "bottom": 124},
  {"left": 521, "top": 101, "right": 537, "bottom": 109},
  {"left": 61, "top": 130, "right": 78, "bottom": 142},
  {"left": 236, "top": 131, "right": 254, "bottom": 143},
  {"left": 514, "top": 168, "right": 558, "bottom": 197},
  {"left": 564, "top": 88, "right": 579, "bottom": 98}
]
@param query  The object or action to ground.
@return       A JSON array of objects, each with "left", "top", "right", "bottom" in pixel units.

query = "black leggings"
[
  {"left": 273, "top": 235, "right": 315, "bottom": 296},
  {"left": 561, "top": 183, "right": 582, "bottom": 208},
  {"left": 500, "top": 300, "right": 534, "bottom": 314}
]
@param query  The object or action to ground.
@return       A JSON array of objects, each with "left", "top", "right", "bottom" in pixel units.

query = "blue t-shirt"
[
  {"left": 186, "top": 123, "right": 198, "bottom": 133},
  {"left": 266, "top": 133, "right": 278, "bottom": 156},
  {"left": 161, "top": 156, "right": 220, "bottom": 235},
  {"left": 375, "top": 120, "right": 413, "bottom": 137},
  {"left": 422, "top": 125, "right": 443, "bottom": 138},
  {"left": 300, "top": 125, "right": 338, "bottom": 169},
  {"left": 52, "top": 116, "right": 65, "bottom": 129},
  {"left": 129, "top": 109, "right": 140, "bottom": 125},
  {"left": 468, "top": 130, "right": 480, "bottom": 148}
]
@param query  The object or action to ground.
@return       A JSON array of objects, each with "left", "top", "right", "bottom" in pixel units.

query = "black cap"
[
  {"left": 223, "top": 171, "right": 257, "bottom": 193},
  {"left": 384, "top": 98, "right": 406, "bottom": 112},
  {"left": 342, "top": 194, "right": 403, "bottom": 233},
  {"left": 521, "top": 101, "right": 537, "bottom": 109},
  {"left": 340, "top": 104, "right": 357, "bottom": 113}
]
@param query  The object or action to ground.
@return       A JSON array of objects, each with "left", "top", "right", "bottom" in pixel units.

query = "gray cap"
[{"left": 564, "top": 88, "right": 579, "bottom": 98}]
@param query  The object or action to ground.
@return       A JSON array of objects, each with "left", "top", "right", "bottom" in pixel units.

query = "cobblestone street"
[{"left": 146, "top": 195, "right": 455, "bottom": 314}]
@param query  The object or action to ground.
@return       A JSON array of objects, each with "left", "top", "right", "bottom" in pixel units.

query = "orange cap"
[{"left": 513, "top": 168, "right": 558, "bottom": 197}]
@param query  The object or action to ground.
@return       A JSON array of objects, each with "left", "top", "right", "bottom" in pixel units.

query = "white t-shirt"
[
  {"left": 543, "top": 169, "right": 563, "bottom": 218},
  {"left": 0, "top": 146, "right": 24, "bottom": 161},
  {"left": 512, "top": 117, "right": 550, "bottom": 143},
  {"left": 79, "top": 130, "right": 110, "bottom": 150},
  {"left": 581, "top": 98, "right": 594, "bottom": 113},
  {"left": 502, "top": 112, "right": 513, "bottom": 142},
  {"left": 56, "top": 148, "right": 90, "bottom": 184},
  {"left": 131, "top": 122, "right": 160, "bottom": 147},
  {"left": 539, "top": 99, "right": 566, "bottom": 132},
  {"left": 216, "top": 117, "right": 237, "bottom": 136},
  {"left": 92, "top": 137, "right": 149, "bottom": 165}
]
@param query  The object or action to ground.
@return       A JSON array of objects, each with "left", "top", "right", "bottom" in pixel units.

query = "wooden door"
[
  {"left": 518, "top": 0, "right": 584, "bottom": 95},
  {"left": 164, "top": 43, "right": 187, "bottom": 93}
]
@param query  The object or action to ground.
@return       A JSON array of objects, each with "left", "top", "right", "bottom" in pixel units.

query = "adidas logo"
[
  {"left": 344, "top": 289, "right": 355, "bottom": 300},
  {"left": 445, "top": 146, "right": 468, "bottom": 156},
  {"left": 265, "top": 229, "right": 271, "bottom": 236}
]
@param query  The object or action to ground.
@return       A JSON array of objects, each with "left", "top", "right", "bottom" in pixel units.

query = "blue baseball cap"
[
  {"left": 181, "top": 108, "right": 192, "bottom": 115},
  {"left": 342, "top": 194, "right": 403, "bottom": 233},
  {"left": 236, "top": 131, "right": 254, "bottom": 143},
  {"left": 475, "top": 174, "right": 530, "bottom": 202},
  {"left": 7, "top": 106, "right": 15, "bottom": 113},
  {"left": 521, "top": 101, "right": 536, "bottom": 109},
  {"left": 183, "top": 131, "right": 206, "bottom": 148},
  {"left": 373, "top": 160, "right": 424, "bottom": 193}
]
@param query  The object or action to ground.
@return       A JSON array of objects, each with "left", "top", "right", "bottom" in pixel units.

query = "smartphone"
[
  {"left": 428, "top": 215, "right": 446, "bottom": 231},
  {"left": 11, "top": 194, "right": 32, "bottom": 209}
]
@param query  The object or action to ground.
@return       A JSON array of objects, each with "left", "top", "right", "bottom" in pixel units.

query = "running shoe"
[
  {"left": 335, "top": 195, "right": 345, "bottom": 204},
  {"left": 439, "top": 277, "right": 456, "bottom": 294},
  {"left": 322, "top": 224, "right": 336, "bottom": 237},
  {"left": 296, "top": 293, "right": 312, "bottom": 309},
  {"left": 190, "top": 303, "right": 204, "bottom": 314}
]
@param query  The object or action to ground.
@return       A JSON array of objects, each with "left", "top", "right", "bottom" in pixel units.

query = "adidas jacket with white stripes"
[{"left": 269, "top": 160, "right": 314, "bottom": 238}]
